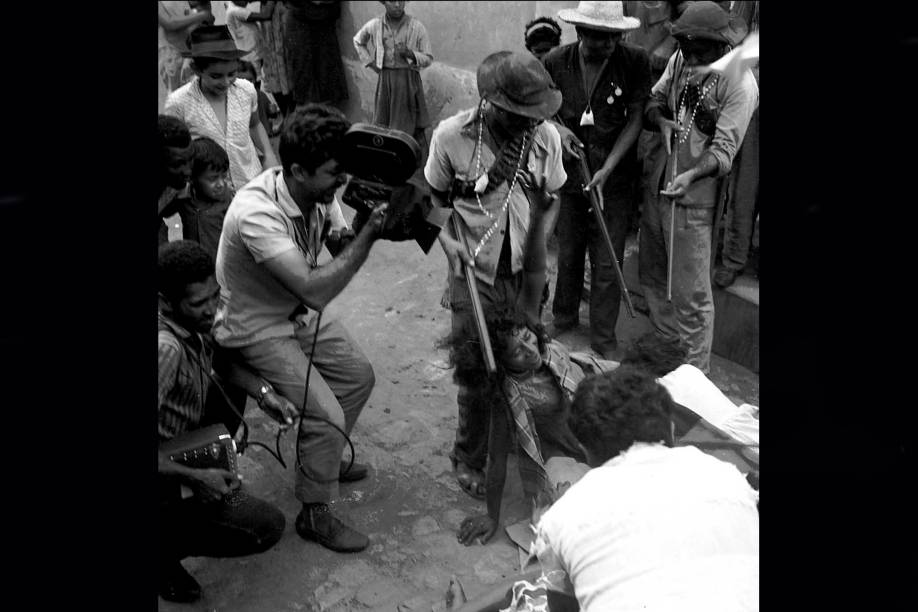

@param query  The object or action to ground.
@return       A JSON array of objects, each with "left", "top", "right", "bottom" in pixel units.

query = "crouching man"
[
  {"left": 158, "top": 240, "right": 297, "bottom": 603},
  {"left": 213, "top": 104, "right": 388, "bottom": 554}
]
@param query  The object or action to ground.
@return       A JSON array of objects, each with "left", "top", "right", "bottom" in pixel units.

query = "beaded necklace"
[
  {"left": 675, "top": 69, "right": 718, "bottom": 146},
  {"left": 470, "top": 111, "right": 530, "bottom": 258}
]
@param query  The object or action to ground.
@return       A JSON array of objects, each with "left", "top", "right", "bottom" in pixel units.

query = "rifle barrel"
[{"left": 450, "top": 214, "right": 497, "bottom": 373}]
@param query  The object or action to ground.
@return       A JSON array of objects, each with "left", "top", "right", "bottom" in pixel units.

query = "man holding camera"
[
  {"left": 425, "top": 51, "right": 566, "bottom": 500},
  {"left": 213, "top": 104, "right": 388, "bottom": 554}
]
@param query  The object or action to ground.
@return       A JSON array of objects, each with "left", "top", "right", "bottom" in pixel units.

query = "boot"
[{"left": 295, "top": 503, "right": 369, "bottom": 552}]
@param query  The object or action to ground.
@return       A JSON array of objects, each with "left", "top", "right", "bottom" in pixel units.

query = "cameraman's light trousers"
[{"left": 239, "top": 313, "right": 375, "bottom": 504}]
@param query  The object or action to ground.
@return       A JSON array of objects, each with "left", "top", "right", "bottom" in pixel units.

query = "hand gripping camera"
[{"left": 339, "top": 123, "right": 451, "bottom": 253}]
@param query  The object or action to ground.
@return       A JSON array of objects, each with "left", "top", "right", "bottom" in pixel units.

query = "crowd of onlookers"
[{"left": 157, "top": 2, "right": 759, "bottom": 609}]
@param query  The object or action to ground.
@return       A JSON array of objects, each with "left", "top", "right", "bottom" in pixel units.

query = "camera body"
[{"left": 339, "top": 123, "right": 450, "bottom": 253}]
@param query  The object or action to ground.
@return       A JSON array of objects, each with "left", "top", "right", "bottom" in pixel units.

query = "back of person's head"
[
  {"left": 524, "top": 16, "right": 562, "bottom": 49},
  {"left": 279, "top": 104, "right": 350, "bottom": 174},
  {"left": 191, "top": 136, "right": 230, "bottom": 178},
  {"left": 570, "top": 365, "right": 675, "bottom": 465},
  {"left": 158, "top": 114, "right": 191, "bottom": 151},
  {"left": 621, "top": 333, "right": 689, "bottom": 378},
  {"left": 158, "top": 240, "right": 215, "bottom": 304}
]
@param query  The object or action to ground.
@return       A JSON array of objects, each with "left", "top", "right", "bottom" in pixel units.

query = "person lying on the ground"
[
  {"left": 158, "top": 240, "right": 298, "bottom": 604},
  {"left": 621, "top": 331, "right": 759, "bottom": 485},
  {"left": 455, "top": 366, "right": 759, "bottom": 611},
  {"left": 446, "top": 176, "right": 585, "bottom": 546}
]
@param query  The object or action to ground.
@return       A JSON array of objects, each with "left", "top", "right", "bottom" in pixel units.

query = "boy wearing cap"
[
  {"left": 425, "top": 51, "right": 566, "bottom": 501},
  {"left": 544, "top": 1, "right": 652, "bottom": 360},
  {"left": 641, "top": 1, "right": 758, "bottom": 373}
]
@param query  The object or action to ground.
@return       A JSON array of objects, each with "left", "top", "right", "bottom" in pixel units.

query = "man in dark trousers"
[
  {"left": 544, "top": 1, "right": 652, "bottom": 359},
  {"left": 158, "top": 240, "right": 296, "bottom": 603}
]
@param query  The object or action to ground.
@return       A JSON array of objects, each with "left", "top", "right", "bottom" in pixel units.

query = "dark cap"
[{"left": 476, "top": 51, "right": 562, "bottom": 120}]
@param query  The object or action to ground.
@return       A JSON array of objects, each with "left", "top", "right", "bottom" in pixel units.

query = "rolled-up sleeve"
[
  {"left": 410, "top": 21, "right": 433, "bottom": 69},
  {"left": 708, "top": 72, "right": 759, "bottom": 177},
  {"left": 541, "top": 123, "right": 568, "bottom": 193},
  {"left": 353, "top": 20, "right": 374, "bottom": 66},
  {"left": 645, "top": 53, "right": 676, "bottom": 121},
  {"left": 424, "top": 123, "right": 453, "bottom": 192}
]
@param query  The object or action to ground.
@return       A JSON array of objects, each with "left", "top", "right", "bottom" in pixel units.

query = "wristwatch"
[{"left": 256, "top": 384, "right": 272, "bottom": 404}]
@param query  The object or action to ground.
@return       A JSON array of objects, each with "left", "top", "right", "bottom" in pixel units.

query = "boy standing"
[{"left": 174, "top": 137, "right": 233, "bottom": 261}]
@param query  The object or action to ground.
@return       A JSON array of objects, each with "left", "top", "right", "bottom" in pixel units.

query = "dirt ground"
[{"left": 161, "top": 212, "right": 758, "bottom": 611}]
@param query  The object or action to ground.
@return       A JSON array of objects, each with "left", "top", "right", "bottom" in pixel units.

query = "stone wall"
[{"left": 336, "top": 1, "right": 580, "bottom": 126}]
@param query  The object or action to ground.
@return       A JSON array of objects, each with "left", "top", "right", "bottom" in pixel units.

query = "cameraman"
[{"left": 213, "top": 104, "right": 387, "bottom": 554}]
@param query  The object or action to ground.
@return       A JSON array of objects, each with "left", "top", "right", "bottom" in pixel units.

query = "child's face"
[
  {"left": 384, "top": 1, "right": 406, "bottom": 19},
  {"left": 193, "top": 168, "right": 231, "bottom": 202}
]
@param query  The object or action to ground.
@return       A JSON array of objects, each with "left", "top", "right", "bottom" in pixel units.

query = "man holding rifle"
[
  {"left": 425, "top": 51, "right": 566, "bottom": 501},
  {"left": 544, "top": 1, "right": 652, "bottom": 359},
  {"left": 641, "top": 1, "right": 757, "bottom": 373}
]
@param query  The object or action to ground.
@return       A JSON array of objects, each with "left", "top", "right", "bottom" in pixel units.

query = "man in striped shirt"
[{"left": 157, "top": 240, "right": 296, "bottom": 604}]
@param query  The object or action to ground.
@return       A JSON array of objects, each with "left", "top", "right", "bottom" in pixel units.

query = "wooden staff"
[
  {"left": 576, "top": 149, "right": 636, "bottom": 318},
  {"left": 450, "top": 214, "right": 497, "bottom": 374},
  {"left": 668, "top": 131, "right": 678, "bottom": 302}
]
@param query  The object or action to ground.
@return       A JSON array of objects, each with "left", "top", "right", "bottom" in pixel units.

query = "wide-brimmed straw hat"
[
  {"left": 477, "top": 51, "right": 562, "bottom": 120},
  {"left": 181, "top": 25, "right": 247, "bottom": 60},
  {"left": 557, "top": 1, "right": 640, "bottom": 32},
  {"left": 670, "top": 1, "right": 747, "bottom": 46}
]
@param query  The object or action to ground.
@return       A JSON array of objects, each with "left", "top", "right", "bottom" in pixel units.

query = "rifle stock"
[{"left": 450, "top": 213, "right": 497, "bottom": 374}]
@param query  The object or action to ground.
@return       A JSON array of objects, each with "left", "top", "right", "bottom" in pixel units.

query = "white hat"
[{"left": 558, "top": 1, "right": 641, "bottom": 32}]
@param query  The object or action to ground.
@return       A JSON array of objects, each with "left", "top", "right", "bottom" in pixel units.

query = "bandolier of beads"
[
  {"left": 471, "top": 116, "right": 530, "bottom": 258},
  {"left": 676, "top": 75, "right": 719, "bottom": 146}
]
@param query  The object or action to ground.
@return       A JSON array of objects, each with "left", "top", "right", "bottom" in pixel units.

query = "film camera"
[{"left": 339, "top": 123, "right": 451, "bottom": 253}]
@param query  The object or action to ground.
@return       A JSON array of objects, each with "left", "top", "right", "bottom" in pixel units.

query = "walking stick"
[
  {"left": 450, "top": 213, "right": 497, "bottom": 374},
  {"left": 710, "top": 174, "right": 729, "bottom": 281},
  {"left": 667, "top": 131, "right": 678, "bottom": 302},
  {"left": 575, "top": 148, "right": 636, "bottom": 318}
]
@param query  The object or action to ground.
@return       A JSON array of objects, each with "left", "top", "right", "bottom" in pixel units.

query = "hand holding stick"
[{"left": 575, "top": 147, "right": 636, "bottom": 318}]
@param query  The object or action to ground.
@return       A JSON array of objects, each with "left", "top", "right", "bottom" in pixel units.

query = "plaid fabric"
[
  {"left": 158, "top": 306, "right": 213, "bottom": 442},
  {"left": 502, "top": 341, "right": 585, "bottom": 473}
]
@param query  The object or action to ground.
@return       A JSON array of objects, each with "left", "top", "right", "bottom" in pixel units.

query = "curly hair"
[
  {"left": 279, "top": 103, "right": 351, "bottom": 174},
  {"left": 191, "top": 136, "right": 229, "bottom": 178},
  {"left": 158, "top": 114, "right": 191, "bottom": 150},
  {"left": 570, "top": 365, "right": 674, "bottom": 465},
  {"left": 524, "top": 16, "right": 562, "bottom": 47},
  {"left": 621, "top": 332, "right": 689, "bottom": 378},
  {"left": 158, "top": 240, "right": 215, "bottom": 304},
  {"left": 442, "top": 302, "right": 522, "bottom": 390}
]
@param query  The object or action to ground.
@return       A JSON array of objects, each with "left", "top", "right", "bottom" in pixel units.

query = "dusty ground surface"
[{"left": 161, "top": 212, "right": 758, "bottom": 612}]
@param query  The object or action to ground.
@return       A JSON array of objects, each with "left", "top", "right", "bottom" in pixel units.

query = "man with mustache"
[{"left": 212, "top": 104, "right": 388, "bottom": 554}]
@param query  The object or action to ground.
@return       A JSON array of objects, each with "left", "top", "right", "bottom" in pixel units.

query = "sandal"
[{"left": 452, "top": 458, "right": 486, "bottom": 500}]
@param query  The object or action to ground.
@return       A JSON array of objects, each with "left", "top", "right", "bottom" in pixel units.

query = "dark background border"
[{"left": 1, "top": 3, "right": 913, "bottom": 608}]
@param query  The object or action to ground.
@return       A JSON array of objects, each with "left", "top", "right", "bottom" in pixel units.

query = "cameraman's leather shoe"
[
  {"left": 159, "top": 561, "right": 201, "bottom": 603},
  {"left": 339, "top": 461, "right": 369, "bottom": 483},
  {"left": 296, "top": 504, "right": 369, "bottom": 553}
]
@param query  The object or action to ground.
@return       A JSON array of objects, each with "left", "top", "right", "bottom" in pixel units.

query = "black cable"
[{"left": 283, "top": 310, "right": 356, "bottom": 484}]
